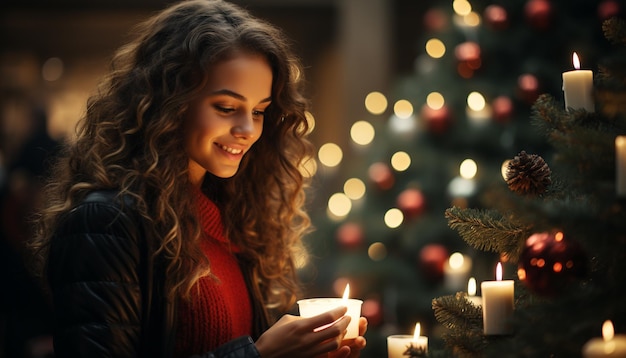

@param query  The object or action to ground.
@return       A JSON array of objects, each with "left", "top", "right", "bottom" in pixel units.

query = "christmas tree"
[
  {"left": 299, "top": 1, "right": 621, "bottom": 357},
  {"left": 432, "top": 15, "right": 626, "bottom": 358}
]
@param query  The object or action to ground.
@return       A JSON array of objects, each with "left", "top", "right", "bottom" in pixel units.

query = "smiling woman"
[{"left": 28, "top": 1, "right": 367, "bottom": 357}]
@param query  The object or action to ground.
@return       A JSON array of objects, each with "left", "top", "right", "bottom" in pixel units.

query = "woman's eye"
[
  {"left": 215, "top": 105, "right": 235, "bottom": 114},
  {"left": 252, "top": 110, "right": 265, "bottom": 117}
]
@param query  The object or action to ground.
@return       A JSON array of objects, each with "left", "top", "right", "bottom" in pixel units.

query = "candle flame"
[
  {"left": 413, "top": 323, "right": 421, "bottom": 340},
  {"left": 468, "top": 277, "right": 477, "bottom": 296},
  {"left": 342, "top": 284, "right": 350, "bottom": 300},
  {"left": 572, "top": 52, "right": 581, "bottom": 70},
  {"left": 603, "top": 320, "right": 615, "bottom": 341},
  {"left": 496, "top": 262, "right": 503, "bottom": 281}
]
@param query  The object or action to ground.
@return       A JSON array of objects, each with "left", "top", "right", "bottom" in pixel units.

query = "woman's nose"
[{"left": 232, "top": 113, "right": 255, "bottom": 139}]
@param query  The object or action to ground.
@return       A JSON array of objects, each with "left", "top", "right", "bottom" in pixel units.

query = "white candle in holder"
[
  {"left": 583, "top": 320, "right": 626, "bottom": 357},
  {"left": 562, "top": 52, "right": 594, "bottom": 112},
  {"left": 481, "top": 262, "right": 514, "bottom": 335},
  {"left": 387, "top": 323, "right": 428, "bottom": 358},
  {"left": 297, "top": 284, "right": 363, "bottom": 339},
  {"left": 466, "top": 277, "right": 483, "bottom": 307}
]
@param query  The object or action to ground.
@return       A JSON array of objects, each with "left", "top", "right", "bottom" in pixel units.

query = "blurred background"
[{"left": 0, "top": 0, "right": 620, "bottom": 357}]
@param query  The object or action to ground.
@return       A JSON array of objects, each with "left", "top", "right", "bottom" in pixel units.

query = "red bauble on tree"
[
  {"left": 368, "top": 162, "right": 395, "bottom": 190},
  {"left": 418, "top": 243, "right": 449, "bottom": 284},
  {"left": 518, "top": 231, "right": 587, "bottom": 296},
  {"left": 484, "top": 4, "right": 509, "bottom": 31},
  {"left": 336, "top": 222, "right": 364, "bottom": 250},
  {"left": 421, "top": 103, "right": 451, "bottom": 135},
  {"left": 492, "top": 95, "right": 514, "bottom": 123},
  {"left": 397, "top": 188, "right": 426, "bottom": 220},
  {"left": 524, "top": 0, "right": 553, "bottom": 31}
]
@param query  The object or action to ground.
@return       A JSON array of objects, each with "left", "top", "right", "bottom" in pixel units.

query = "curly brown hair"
[{"left": 31, "top": 0, "right": 314, "bottom": 316}]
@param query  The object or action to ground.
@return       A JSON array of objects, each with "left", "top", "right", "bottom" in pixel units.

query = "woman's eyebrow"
[{"left": 210, "top": 88, "right": 272, "bottom": 104}]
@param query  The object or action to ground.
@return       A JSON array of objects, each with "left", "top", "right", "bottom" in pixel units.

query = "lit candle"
[
  {"left": 466, "top": 277, "right": 483, "bottom": 307},
  {"left": 562, "top": 52, "right": 594, "bottom": 112},
  {"left": 387, "top": 323, "right": 429, "bottom": 358},
  {"left": 616, "top": 136, "right": 626, "bottom": 197},
  {"left": 443, "top": 252, "right": 472, "bottom": 292},
  {"left": 297, "top": 284, "right": 363, "bottom": 339},
  {"left": 582, "top": 320, "right": 626, "bottom": 357},
  {"left": 481, "top": 262, "right": 514, "bottom": 335}
]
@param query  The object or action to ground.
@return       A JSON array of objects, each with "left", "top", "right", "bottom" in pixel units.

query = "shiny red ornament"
[
  {"left": 418, "top": 244, "right": 449, "bottom": 283},
  {"left": 524, "top": 0, "right": 553, "bottom": 31},
  {"left": 518, "top": 231, "right": 586, "bottom": 296},
  {"left": 492, "top": 96, "right": 514, "bottom": 123},
  {"left": 336, "top": 222, "right": 364, "bottom": 250},
  {"left": 397, "top": 188, "right": 426, "bottom": 220},
  {"left": 368, "top": 162, "right": 395, "bottom": 190},
  {"left": 421, "top": 104, "right": 451, "bottom": 135},
  {"left": 484, "top": 4, "right": 509, "bottom": 31},
  {"left": 598, "top": 0, "right": 620, "bottom": 20}
]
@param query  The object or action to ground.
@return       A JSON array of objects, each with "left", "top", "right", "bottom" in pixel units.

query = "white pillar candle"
[
  {"left": 387, "top": 323, "right": 428, "bottom": 358},
  {"left": 297, "top": 284, "right": 363, "bottom": 339},
  {"left": 466, "top": 277, "right": 483, "bottom": 307},
  {"left": 443, "top": 252, "right": 472, "bottom": 292},
  {"left": 562, "top": 52, "right": 594, "bottom": 112},
  {"left": 583, "top": 320, "right": 626, "bottom": 357},
  {"left": 481, "top": 262, "right": 514, "bottom": 335},
  {"left": 616, "top": 136, "right": 626, "bottom": 197}
]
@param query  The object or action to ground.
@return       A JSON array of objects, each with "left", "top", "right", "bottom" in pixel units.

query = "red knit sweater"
[{"left": 174, "top": 191, "right": 253, "bottom": 357}]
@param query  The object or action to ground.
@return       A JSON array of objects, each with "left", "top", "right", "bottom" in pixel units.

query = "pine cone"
[{"left": 505, "top": 151, "right": 551, "bottom": 196}]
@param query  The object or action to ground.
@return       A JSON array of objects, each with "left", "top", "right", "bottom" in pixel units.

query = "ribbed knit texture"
[{"left": 174, "top": 190, "right": 253, "bottom": 358}]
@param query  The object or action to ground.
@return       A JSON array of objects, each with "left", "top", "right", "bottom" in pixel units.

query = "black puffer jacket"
[{"left": 47, "top": 190, "right": 265, "bottom": 357}]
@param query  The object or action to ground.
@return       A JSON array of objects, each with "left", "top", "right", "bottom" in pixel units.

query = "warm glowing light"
[
  {"left": 318, "top": 143, "right": 343, "bottom": 167},
  {"left": 517, "top": 268, "right": 526, "bottom": 280},
  {"left": 365, "top": 91, "right": 388, "bottom": 115},
  {"left": 468, "top": 277, "right": 477, "bottom": 296},
  {"left": 501, "top": 159, "right": 511, "bottom": 180},
  {"left": 302, "top": 111, "right": 316, "bottom": 134},
  {"left": 344, "top": 178, "right": 366, "bottom": 200},
  {"left": 384, "top": 208, "right": 404, "bottom": 228},
  {"left": 42, "top": 57, "right": 64, "bottom": 82},
  {"left": 426, "top": 92, "right": 445, "bottom": 110},
  {"left": 467, "top": 92, "right": 486, "bottom": 111},
  {"left": 394, "top": 100, "right": 414, "bottom": 119},
  {"left": 343, "top": 284, "right": 350, "bottom": 300},
  {"left": 573, "top": 52, "right": 581, "bottom": 70},
  {"left": 555, "top": 232, "right": 564, "bottom": 242},
  {"left": 391, "top": 151, "right": 411, "bottom": 172},
  {"left": 460, "top": 159, "right": 477, "bottom": 179},
  {"left": 496, "top": 262, "right": 503, "bottom": 281},
  {"left": 350, "top": 120, "right": 375, "bottom": 145},
  {"left": 328, "top": 193, "right": 352, "bottom": 217},
  {"left": 603, "top": 320, "right": 615, "bottom": 341},
  {"left": 299, "top": 156, "right": 318, "bottom": 178},
  {"left": 553, "top": 262, "right": 563, "bottom": 272},
  {"left": 413, "top": 323, "right": 421, "bottom": 340},
  {"left": 368, "top": 242, "right": 387, "bottom": 261},
  {"left": 425, "top": 38, "right": 446, "bottom": 59},
  {"left": 463, "top": 12, "right": 481, "bottom": 27},
  {"left": 453, "top": 0, "right": 472, "bottom": 16},
  {"left": 449, "top": 252, "right": 465, "bottom": 269}
]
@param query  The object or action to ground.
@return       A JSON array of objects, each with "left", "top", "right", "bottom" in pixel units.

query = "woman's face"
[{"left": 184, "top": 51, "right": 272, "bottom": 184}]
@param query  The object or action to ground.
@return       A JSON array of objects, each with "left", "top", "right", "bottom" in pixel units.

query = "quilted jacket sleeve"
[{"left": 48, "top": 198, "right": 144, "bottom": 357}]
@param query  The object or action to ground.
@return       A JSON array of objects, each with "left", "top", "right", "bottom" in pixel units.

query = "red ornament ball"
[
  {"left": 397, "top": 188, "right": 426, "bottom": 219},
  {"left": 418, "top": 244, "right": 449, "bottom": 283},
  {"left": 598, "top": 0, "right": 620, "bottom": 20},
  {"left": 361, "top": 298, "right": 383, "bottom": 327},
  {"left": 524, "top": 0, "right": 553, "bottom": 31},
  {"left": 518, "top": 231, "right": 586, "bottom": 296},
  {"left": 421, "top": 104, "right": 451, "bottom": 135},
  {"left": 423, "top": 8, "right": 449, "bottom": 32},
  {"left": 492, "top": 96, "right": 514, "bottom": 123},
  {"left": 336, "top": 222, "right": 364, "bottom": 250},
  {"left": 517, "top": 73, "right": 541, "bottom": 105},
  {"left": 484, "top": 4, "right": 509, "bottom": 31},
  {"left": 368, "top": 162, "right": 395, "bottom": 190}
]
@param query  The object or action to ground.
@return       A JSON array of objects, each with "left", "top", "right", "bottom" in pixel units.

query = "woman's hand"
[
  {"left": 329, "top": 317, "right": 368, "bottom": 358},
  {"left": 255, "top": 306, "right": 351, "bottom": 358}
]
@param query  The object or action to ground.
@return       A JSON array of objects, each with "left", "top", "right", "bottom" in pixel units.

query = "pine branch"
[
  {"left": 602, "top": 17, "right": 626, "bottom": 45},
  {"left": 432, "top": 293, "right": 485, "bottom": 358},
  {"left": 444, "top": 206, "right": 530, "bottom": 262}
]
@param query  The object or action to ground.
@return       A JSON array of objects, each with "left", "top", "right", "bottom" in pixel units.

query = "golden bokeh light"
[
  {"left": 460, "top": 159, "right": 478, "bottom": 179},
  {"left": 426, "top": 92, "right": 445, "bottom": 110},
  {"left": 467, "top": 91, "right": 486, "bottom": 111},
  {"left": 350, "top": 120, "right": 375, "bottom": 145},
  {"left": 318, "top": 143, "right": 343, "bottom": 167},
  {"left": 368, "top": 242, "right": 387, "bottom": 261},
  {"left": 344, "top": 178, "right": 366, "bottom": 200},
  {"left": 384, "top": 208, "right": 404, "bottom": 228},
  {"left": 393, "top": 99, "right": 414, "bottom": 119},
  {"left": 391, "top": 151, "right": 411, "bottom": 172},
  {"left": 365, "top": 91, "right": 388, "bottom": 115},
  {"left": 328, "top": 193, "right": 352, "bottom": 218},
  {"left": 425, "top": 38, "right": 446, "bottom": 59}
]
